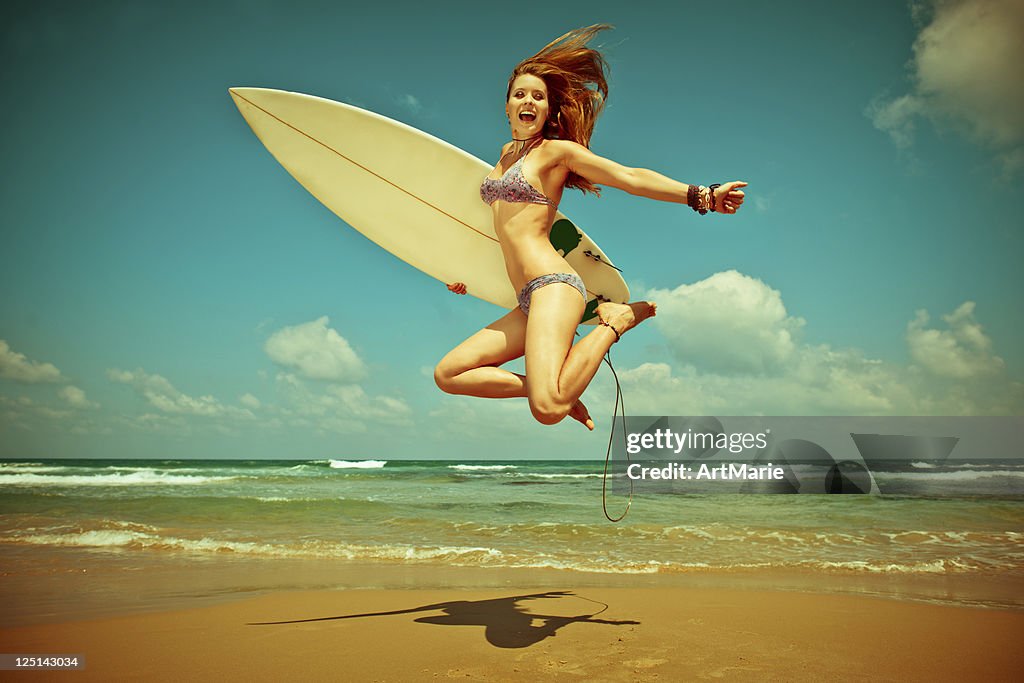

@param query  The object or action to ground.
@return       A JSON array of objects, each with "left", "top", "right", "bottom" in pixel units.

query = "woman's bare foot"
[
  {"left": 596, "top": 301, "right": 657, "bottom": 340},
  {"left": 569, "top": 399, "right": 594, "bottom": 431}
]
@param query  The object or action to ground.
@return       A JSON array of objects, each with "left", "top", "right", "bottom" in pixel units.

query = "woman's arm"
[{"left": 552, "top": 140, "right": 746, "bottom": 213}]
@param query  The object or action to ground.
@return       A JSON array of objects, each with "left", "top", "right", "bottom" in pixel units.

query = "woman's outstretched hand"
[
  {"left": 714, "top": 181, "right": 748, "bottom": 214},
  {"left": 447, "top": 282, "right": 467, "bottom": 295}
]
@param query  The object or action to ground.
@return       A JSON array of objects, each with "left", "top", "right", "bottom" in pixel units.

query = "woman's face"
[{"left": 506, "top": 73, "right": 550, "bottom": 138}]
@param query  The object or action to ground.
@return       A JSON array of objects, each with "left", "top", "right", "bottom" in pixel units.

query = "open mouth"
[{"left": 519, "top": 111, "right": 536, "bottom": 123}]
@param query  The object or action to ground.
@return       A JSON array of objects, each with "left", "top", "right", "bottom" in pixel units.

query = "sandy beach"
[
  {"left": 3, "top": 552, "right": 1023, "bottom": 682},
  {"left": 3, "top": 458, "right": 1022, "bottom": 680},
  {"left": 3, "top": 581, "right": 1023, "bottom": 682}
]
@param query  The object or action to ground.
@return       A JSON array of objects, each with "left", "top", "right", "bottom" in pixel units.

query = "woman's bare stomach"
[{"left": 494, "top": 210, "right": 579, "bottom": 292}]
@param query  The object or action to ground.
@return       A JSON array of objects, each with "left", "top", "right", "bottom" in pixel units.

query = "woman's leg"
[
  {"left": 524, "top": 284, "right": 656, "bottom": 425},
  {"left": 433, "top": 305, "right": 597, "bottom": 429},
  {"left": 433, "top": 307, "right": 528, "bottom": 398}
]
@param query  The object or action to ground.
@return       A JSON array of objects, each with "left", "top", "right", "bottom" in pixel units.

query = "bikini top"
[{"left": 479, "top": 145, "right": 556, "bottom": 207}]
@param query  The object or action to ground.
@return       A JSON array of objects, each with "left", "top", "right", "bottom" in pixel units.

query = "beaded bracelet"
[
  {"left": 687, "top": 185, "right": 708, "bottom": 215},
  {"left": 687, "top": 183, "right": 723, "bottom": 215}
]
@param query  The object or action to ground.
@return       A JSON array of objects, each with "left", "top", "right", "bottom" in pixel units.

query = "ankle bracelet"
[{"left": 600, "top": 320, "right": 621, "bottom": 343}]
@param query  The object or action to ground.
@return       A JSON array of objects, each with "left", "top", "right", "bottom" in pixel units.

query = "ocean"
[{"left": 2, "top": 458, "right": 1023, "bottom": 614}]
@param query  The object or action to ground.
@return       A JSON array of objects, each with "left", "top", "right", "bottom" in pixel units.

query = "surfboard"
[{"left": 229, "top": 87, "right": 629, "bottom": 323}]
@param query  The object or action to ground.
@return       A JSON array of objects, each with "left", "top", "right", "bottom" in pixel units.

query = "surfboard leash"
[
  {"left": 583, "top": 250, "right": 623, "bottom": 273},
  {"left": 600, "top": 346, "right": 632, "bottom": 522},
  {"left": 573, "top": 593, "right": 609, "bottom": 618}
]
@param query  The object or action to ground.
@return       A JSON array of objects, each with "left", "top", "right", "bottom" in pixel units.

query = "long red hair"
[{"left": 506, "top": 24, "right": 613, "bottom": 196}]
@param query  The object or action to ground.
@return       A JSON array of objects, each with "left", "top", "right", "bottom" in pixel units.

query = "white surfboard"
[{"left": 229, "top": 87, "right": 629, "bottom": 323}]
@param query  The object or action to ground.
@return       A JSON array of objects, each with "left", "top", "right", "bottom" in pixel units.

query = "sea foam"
[
  {"left": 328, "top": 460, "right": 387, "bottom": 469},
  {"left": 0, "top": 470, "right": 235, "bottom": 486}
]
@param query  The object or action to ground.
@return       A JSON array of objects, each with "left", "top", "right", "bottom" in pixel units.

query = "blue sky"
[{"left": 1, "top": 0, "right": 1021, "bottom": 460}]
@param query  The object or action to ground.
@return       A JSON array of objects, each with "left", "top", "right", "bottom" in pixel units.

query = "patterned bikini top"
[{"left": 479, "top": 144, "right": 555, "bottom": 207}]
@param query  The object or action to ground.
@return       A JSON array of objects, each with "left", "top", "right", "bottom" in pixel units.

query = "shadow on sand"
[{"left": 247, "top": 590, "right": 639, "bottom": 648}]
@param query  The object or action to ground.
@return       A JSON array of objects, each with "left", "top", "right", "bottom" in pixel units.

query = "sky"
[{"left": 1, "top": 0, "right": 1022, "bottom": 460}]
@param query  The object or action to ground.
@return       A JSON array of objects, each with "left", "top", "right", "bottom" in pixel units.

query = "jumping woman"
[{"left": 434, "top": 24, "right": 747, "bottom": 431}]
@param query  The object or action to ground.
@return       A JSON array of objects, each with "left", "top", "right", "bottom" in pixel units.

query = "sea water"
[{"left": 2, "top": 458, "right": 1021, "bottom": 578}]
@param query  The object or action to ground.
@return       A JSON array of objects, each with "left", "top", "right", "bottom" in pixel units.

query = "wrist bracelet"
[
  {"left": 691, "top": 185, "right": 707, "bottom": 215},
  {"left": 688, "top": 184, "right": 720, "bottom": 215}
]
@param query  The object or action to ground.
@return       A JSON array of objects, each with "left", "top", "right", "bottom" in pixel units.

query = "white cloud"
[
  {"left": 239, "top": 392, "right": 261, "bottom": 410},
  {"left": 108, "top": 368, "right": 255, "bottom": 419},
  {"left": 906, "top": 301, "right": 1005, "bottom": 379},
  {"left": 865, "top": 93, "right": 926, "bottom": 150},
  {"left": 616, "top": 271, "right": 1023, "bottom": 416},
  {"left": 123, "top": 412, "right": 191, "bottom": 434},
  {"left": 0, "top": 394, "right": 74, "bottom": 425},
  {"left": 912, "top": 0, "right": 1024, "bottom": 146},
  {"left": 274, "top": 372, "right": 412, "bottom": 434},
  {"left": 396, "top": 93, "right": 422, "bottom": 114},
  {"left": 645, "top": 270, "right": 804, "bottom": 375},
  {"left": 264, "top": 317, "right": 366, "bottom": 383},
  {"left": 0, "top": 340, "right": 63, "bottom": 383},
  {"left": 427, "top": 396, "right": 541, "bottom": 441},
  {"left": 597, "top": 356, "right": 902, "bottom": 418},
  {"left": 58, "top": 385, "right": 98, "bottom": 409},
  {"left": 868, "top": 0, "right": 1024, "bottom": 175}
]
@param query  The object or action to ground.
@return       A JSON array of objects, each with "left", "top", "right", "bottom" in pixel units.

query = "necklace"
[{"left": 509, "top": 134, "right": 542, "bottom": 158}]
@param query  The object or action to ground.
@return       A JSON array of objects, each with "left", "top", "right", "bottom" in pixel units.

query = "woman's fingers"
[{"left": 722, "top": 182, "right": 746, "bottom": 213}]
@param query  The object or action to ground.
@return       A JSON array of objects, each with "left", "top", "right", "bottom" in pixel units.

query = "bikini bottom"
[{"left": 517, "top": 272, "right": 586, "bottom": 316}]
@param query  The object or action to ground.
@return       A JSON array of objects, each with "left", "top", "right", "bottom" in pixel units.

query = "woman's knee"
[
  {"left": 528, "top": 395, "right": 569, "bottom": 425},
  {"left": 433, "top": 361, "right": 460, "bottom": 394}
]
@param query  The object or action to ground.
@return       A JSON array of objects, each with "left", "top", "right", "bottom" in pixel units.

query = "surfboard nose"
[{"left": 228, "top": 87, "right": 258, "bottom": 100}]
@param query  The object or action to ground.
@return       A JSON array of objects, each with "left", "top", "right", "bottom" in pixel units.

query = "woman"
[{"left": 434, "top": 25, "right": 747, "bottom": 430}]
